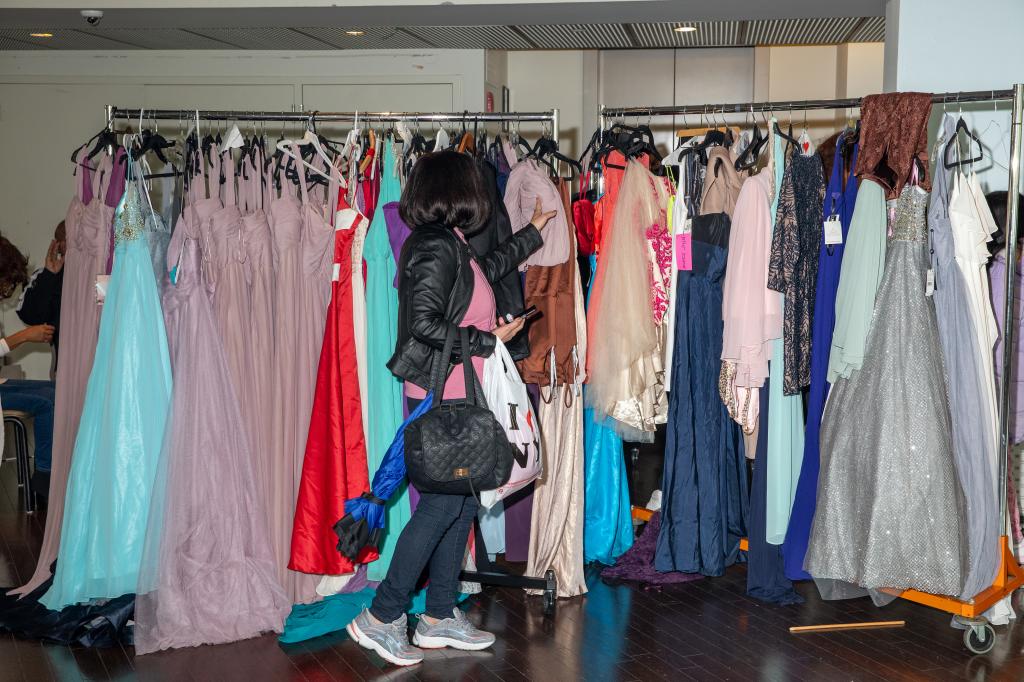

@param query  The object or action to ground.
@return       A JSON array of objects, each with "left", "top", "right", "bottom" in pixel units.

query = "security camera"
[{"left": 80, "top": 10, "right": 104, "bottom": 26}]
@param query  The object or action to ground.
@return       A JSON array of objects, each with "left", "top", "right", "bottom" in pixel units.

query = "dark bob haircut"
[
  {"left": 0, "top": 234, "right": 28, "bottom": 300},
  {"left": 399, "top": 150, "right": 491, "bottom": 233}
]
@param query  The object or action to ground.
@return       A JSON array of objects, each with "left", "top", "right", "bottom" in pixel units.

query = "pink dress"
[
  {"left": 720, "top": 170, "right": 782, "bottom": 428},
  {"left": 135, "top": 211, "right": 288, "bottom": 654},
  {"left": 239, "top": 152, "right": 277, "bottom": 514},
  {"left": 270, "top": 153, "right": 339, "bottom": 600},
  {"left": 406, "top": 230, "right": 496, "bottom": 400},
  {"left": 11, "top": 152, "right": 120, "bottom": 596},
  {"left": 267, "top": 162, "right": 319, "bottom": 603}
]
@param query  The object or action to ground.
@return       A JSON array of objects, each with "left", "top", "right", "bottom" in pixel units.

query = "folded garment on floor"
[
  {"left": 0, "top": 566, "right": 134, "bottom": 647},
  {"left": 601, "top": 512, "right": 703, "bottom": 586}
]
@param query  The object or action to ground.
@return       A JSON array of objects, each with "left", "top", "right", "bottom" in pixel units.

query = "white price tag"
[
  {"left": 925, "top": 268, "right": 935, "bottom": 297},
  {"left": 823, "top": 216, "right": 843, "bottom": 245}
]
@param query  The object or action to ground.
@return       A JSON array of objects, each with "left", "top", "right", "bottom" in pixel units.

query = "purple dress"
[{"left": 135, "top": 236, "right": 289, "bottom": 654}]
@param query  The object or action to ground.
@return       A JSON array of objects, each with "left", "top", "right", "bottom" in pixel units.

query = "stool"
[{"left": 4, "top": 410, "right": 36, "bottom": 513}]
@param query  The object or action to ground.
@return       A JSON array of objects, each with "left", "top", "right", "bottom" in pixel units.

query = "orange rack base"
[
  {"left": 884, "top": 536, "right": 1024, "bottom": 618},
  {"left": 630, "top": 507, "right": 1022, "bottom": 619}
]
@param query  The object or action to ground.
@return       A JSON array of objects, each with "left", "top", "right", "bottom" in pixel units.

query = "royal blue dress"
[{"left": 781, "top": 134, "right": 859, "bottom": 580}]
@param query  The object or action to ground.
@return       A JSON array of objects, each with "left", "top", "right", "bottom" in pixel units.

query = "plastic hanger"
[
  {"left": 275, "top": 116, "right": 338, "bottom": 183},
  {"left": 735, "top": 106, "right": 769, "bottom": 171},
  {"left": 943, "top": 104, "right": 984, "bottom": 170}
]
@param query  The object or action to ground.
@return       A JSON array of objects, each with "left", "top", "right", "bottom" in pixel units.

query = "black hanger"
[
  {"left": 735, "top": 121, "right": 768, "bottom": 171},
  {"left": 529, "top": 136, "right": 582, "bottom": 176},
  {"left": 130, "top": 128, "right": 176, "bottom": 164},
  {"left": 943, "top": 116, "right": 984, "bottom": 169},
  {"left": 82, "top": 128, "right": 120, "bottom": 162},
  {"left": 774, "top": 120, "right": 799, "bottom": 151}
]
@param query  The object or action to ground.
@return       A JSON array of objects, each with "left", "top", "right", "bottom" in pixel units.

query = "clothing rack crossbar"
[
  {"left": 107, "top": 106, "right": 559, "bottom": 146},
  {"left": 600, "top": 89, "right": 1014, "bottom": 120},
  {"left": 108, "top": 107, "right": 556, "bottom": 124}
]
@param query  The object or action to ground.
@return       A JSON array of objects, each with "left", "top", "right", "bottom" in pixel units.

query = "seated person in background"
[
  {"left": 0, "top": 234, "right": 56, "bottom": 499},
  {"left": 17, "top": 221, "right": 64, "bottom": 371}
]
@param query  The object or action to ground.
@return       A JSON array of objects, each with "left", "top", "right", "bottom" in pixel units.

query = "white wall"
[
  {"left": 507, "top": 50, "right": 588, "bottom": 157},
  {"left": 0, "top": 49, "right": 485, "bottom": 378},
  {"left": 507, "top": 45, "right": 882, "bottom": 160},
  {"left": 885, "top": 0, "right": 1023, "bottom": 193}
]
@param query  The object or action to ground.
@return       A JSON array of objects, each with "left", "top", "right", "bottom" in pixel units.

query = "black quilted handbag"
[{"left": 404, "top": 326, "right": 516, "bottom": 495}]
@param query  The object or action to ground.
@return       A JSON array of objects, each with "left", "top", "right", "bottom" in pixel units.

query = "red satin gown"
[{"left": 289, "top": 192, "right": 373, "bottom": 574}]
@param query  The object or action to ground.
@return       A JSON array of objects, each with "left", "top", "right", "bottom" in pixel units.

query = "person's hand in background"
[
  {"left": 530, "top": 197, "right": 558, "bottom": 231},
  {"left": 6, "top": 324, "right": 55, "bottom": 350},
  {"left": 44, "top": 239, "right": 64, "bottom": 274}
]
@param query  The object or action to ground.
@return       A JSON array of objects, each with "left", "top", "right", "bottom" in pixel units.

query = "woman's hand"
[
  {"left": 6, "top": 324, "right": 55, "bottom": 351},
  {"left": 530, "top": 197, "right": 558, "bottom": 232},
  {"left": 45, "top": 239, "right": 65, "bottom": 274},
  {"left": 493, "top": 316, "right": 525, "bottom": 343}
]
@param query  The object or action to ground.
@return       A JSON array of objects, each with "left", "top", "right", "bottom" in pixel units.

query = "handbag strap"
[
  {"left": 429, "top": 325, "right": 458, "bottom": 408},
  {"left": 459, "top": 326, "right": 478, "bottom": 406}
]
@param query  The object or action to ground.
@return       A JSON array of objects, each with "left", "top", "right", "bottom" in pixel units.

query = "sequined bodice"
[
  {"left": 115, "top": 183, "right": 145, "bottom": 244},
  {"left": 891, "top": 185, "right": 929, "bottom": 243}
]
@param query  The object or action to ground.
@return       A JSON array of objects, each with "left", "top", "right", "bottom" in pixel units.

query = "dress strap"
[
  {"left": 293, "top": 143, "right": 310, "bottom": 206},
  {"left": 222, "top": 148, "right": 237, "bottom": 208},
  {"left": 91, "top": 152, "right": 110, "bottom": 203}
]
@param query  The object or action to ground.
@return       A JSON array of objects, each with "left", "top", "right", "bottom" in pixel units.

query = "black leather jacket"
[{"left": 388, "top": 222, "right": 543, "bottom": 390}]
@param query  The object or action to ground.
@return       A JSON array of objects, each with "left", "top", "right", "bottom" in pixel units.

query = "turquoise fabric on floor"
[
  {"left": 363, "top": 140, "right": 409, "bottom": 582},
  {"left": 279, "top": 588, "right": 469, "bottom": 644}
]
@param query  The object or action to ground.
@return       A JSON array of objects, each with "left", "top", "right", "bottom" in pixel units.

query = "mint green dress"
[
  {"left": 765, "top": 132, "right": 806, "bottom": 544},
  {"left": 827, "top": 179, "right": 888, "bottom": 382},
  {"left": 364, "top": 140, "right": 408, "bottom": 581}
]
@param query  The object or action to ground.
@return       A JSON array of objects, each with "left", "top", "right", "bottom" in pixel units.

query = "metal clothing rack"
[
  {"left": 106, "top": 102, "right": 561, "bottom": 613},
  {"left": 107, "top": 106, "right": 560, "bottom": 146},
  {"left": 603, "top": 85, "right": 1024, "bottom": 653}
]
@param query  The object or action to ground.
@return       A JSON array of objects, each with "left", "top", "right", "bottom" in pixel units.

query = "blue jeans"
[
  {"left": 0, "top": 380, "right": 56, "bottom": 472},
  {"left": 371, "top": 491, "right": 479, "bottom": 622}
]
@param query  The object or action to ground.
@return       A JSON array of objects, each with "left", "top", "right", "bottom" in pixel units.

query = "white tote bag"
[{"left": 480, "top": 338, "right": 542, "bottom": 509}]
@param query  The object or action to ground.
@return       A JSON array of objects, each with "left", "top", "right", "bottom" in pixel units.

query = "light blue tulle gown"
[{"left": 41, "top": 168, "right": 173, "bottom": 611}]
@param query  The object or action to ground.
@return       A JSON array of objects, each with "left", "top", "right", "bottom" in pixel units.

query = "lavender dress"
[{"left": 135, "top": 234, "right": 288, "bottom": 654}]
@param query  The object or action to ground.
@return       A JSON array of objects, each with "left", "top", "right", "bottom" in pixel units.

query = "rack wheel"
[
  {"left": 543, "top": 569, "right": 557, "bottom": 616},
  {"left": 964, "top": 623, "right": 996, "bottom": 655}
]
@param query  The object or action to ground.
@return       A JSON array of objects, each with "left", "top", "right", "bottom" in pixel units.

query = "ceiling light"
[
  {"left": 30, "top": 32, "right": 53, "bottom": 38},
  {"left": 345, "top": 30, "right": 365, "bottom": 36},
  {"left": 674, "top": 26, "right": 697, "bottom": 33}
]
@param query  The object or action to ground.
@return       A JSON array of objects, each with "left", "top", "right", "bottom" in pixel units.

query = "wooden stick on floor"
[{"left": 790, "top": 620, "right": 906, "bottom": 634}]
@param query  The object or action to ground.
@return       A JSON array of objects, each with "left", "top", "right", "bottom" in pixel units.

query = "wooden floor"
[{"left": 3, "top": 464, "right": 1024, "bottom": 681}]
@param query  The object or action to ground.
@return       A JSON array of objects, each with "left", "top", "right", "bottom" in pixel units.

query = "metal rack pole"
[
  {"left": 600, "top": 89, "right": 1015, "bottom": 120},
  {"left": 999, "top": 83, "right": 1024, "bottom": 531},
  {"left": 108, "top": 107, "right": 557, "bottom": 124}
]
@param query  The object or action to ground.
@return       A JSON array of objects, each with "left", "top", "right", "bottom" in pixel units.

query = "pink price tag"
[{"left": 676, "top": 233, "right": 693, "bottom": 271}]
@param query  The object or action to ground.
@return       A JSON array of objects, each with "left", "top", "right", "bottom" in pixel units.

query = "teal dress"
[
  {"left": 41, "top": 174, "right": 173, "bottom": 610},
  {"left": 363, "top": 140, "right": 408, "bottom": 581},
  {"left": 765, "top": 134, "right": 806, "bottom": 544}
]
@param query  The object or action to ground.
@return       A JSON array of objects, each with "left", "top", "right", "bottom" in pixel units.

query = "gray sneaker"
[
  {"left": 346, "top": 609, "right": 424, "bottom": 666},
  {"left": 412, "top": 608, "right": 496, "bottom": 651}
]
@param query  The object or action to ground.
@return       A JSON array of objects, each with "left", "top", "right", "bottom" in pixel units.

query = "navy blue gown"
[
  {"left": 747, "top": 379, "right": 803, "bottom": 604},
  {"left": 781, "top": 135, "right": 859, "bottom": 580},
  {"left": 656, "top": 213, "right": 748, "bottom": 576}
]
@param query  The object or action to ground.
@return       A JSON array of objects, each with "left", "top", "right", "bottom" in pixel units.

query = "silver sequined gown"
[{"left": 805, "top": 185, "right": 966, "bottom": 599}]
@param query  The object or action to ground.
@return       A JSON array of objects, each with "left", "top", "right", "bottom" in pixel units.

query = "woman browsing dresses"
[{"left": 346, "top": 150, "right": 554, "bottom": 667}]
